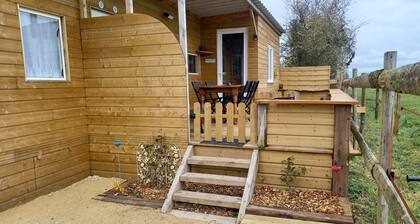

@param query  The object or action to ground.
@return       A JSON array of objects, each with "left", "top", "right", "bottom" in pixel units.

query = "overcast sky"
[{"left": 261, "top": 0, "right": 420, "bottom": 73}]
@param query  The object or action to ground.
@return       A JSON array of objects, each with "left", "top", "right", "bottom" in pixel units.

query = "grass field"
[{"left": 348, "top": 89, "right": 420, "bottom": 223}]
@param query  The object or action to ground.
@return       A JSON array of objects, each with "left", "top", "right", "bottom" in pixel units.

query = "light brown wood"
[
  {"left": 193, "top": 102, "right": 201, "bottom": 142},
  {"left": 237, "top": 149, "right": 259, "bottom": 224},
  {"left": 180, "top": 172, "right": 246, "bottom": 186},
  {"left": 162, "top": 145, "right": 193, "bottom": 213},
  {"left": 250, "top": 103, "right": 258, "bottom": 145},
  {"left": 173, "top": 190, "right": 241, "bottom": 209},
  {"left": 215, "top": 102, "right": 223, "bottom": 141},
  {"left": 188, "top": 156, "right": 250, "bottom": 169},
  {"left": 238, "top": 103, "right": 246, "bottom": 143},
  {"left": 204, "top": 102, "right": 212, "bottom": 141},
  {"left": 227, "top": 103, "right": 234, "bottom": 142}
]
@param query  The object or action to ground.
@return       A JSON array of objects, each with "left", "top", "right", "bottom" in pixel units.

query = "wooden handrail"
[
  {"left": 350, "top": 121, "right": 416, "bottom": 224},
  {"left": 343, "top": 62, "right": 420, "bottom": 95}
]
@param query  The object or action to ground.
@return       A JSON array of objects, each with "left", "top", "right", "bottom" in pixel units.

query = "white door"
[{"left": 217, "top": 28, "right": 248, "bottom": 85}]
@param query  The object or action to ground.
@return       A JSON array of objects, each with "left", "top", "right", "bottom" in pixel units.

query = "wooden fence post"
[
  {"left": 360, "top": 88, "right": 366, "bottom": 134},
  {"left": 377, "top": 51, "right": 397, "bottom": 224},
  {"left": 351, "top": 69, "right": 359, "bottom": 150},
  {"left": 332, "top": 105, "right": 351, "bottom": 197},
  {"left": 375, "top": 88, "right": 380, "bottom": 120},
  {"left": 257, "top": 104, "right": 267, "bottom": 148},
  {"left": 393, "top": 94, "right": 403, "bottom": 135}
]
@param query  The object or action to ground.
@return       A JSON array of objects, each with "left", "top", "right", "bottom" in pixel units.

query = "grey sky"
[{"left": 261, "top": 0, "right": 420, "bottom": 73}]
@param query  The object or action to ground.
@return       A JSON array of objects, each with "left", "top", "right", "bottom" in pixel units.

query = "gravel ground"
[{"left": 0, "top": 176, "right": 204, "bottom": 224}]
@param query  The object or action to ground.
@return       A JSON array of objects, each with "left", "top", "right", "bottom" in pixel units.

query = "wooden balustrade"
[{"left": 192, "top": 102, "right": 257, "bottom": 145}]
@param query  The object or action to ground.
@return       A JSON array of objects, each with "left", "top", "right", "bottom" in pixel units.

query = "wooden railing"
[
  {"left": 343, "top": 51, "right": 418, "bottom": 224},
  {"left": 192, "top": 102, "right": 258, "bottom": 145}
]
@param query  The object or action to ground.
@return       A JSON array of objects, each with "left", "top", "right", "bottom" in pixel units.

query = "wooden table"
[{"left": 198, "top": 84, "right": 243, "bottom": 107}]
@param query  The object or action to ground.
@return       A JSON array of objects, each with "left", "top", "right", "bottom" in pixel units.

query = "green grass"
[{"left": 348, "top": 89, "right": 420, "bottom": 223}]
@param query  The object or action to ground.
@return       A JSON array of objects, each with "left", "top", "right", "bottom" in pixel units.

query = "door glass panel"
[{"left": 222, "top": 33, "right": 244, "bottom": 85}]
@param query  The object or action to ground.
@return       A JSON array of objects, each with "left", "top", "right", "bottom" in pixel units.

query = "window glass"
[
  {"left": 19, "top": 8, "right": 66, "bottom": 80},
  {"left": 267, "top": 45, "right": 274, "bottom": 83},
  {"left": 188, "top": 54, "right": 198, "bottom": 74},
  {"left": 91, "top": 9, "right": 111, "bottom": 17}
]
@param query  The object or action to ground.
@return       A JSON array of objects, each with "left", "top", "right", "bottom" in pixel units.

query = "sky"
[{"left": 261, "top": 0, "right": 420, "bottom": 73}]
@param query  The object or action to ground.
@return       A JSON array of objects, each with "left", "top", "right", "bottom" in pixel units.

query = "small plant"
[
  {"left": 280, "top": 157, "right": 306, "bottom": 193},
  {"left": 113, "top": 180, "right": 126, "bottom": 194},
  {"left": 136, "top": 135, "right": 180, "bottom": 188}
]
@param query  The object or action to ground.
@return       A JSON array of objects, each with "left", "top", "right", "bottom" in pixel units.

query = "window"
[
  {"left": 188, "top": 53, "right": 199, "bottom": 74},
  {"left": 19, "top": 7, "right": 67, "bottom": 81},
  {"left": 91, "top": 9, "right": 111, "bottom": 17},
  {"left": 267, "top": 45, "right": 274, "bottom": 83}
]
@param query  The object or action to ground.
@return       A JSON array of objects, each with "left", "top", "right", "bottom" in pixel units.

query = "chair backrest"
[
  {"left": 239, "top": 81, "right": 259, "bottom": 106},
  {"left": 191, "top": 81, "right": 205, "bottom": 104}
]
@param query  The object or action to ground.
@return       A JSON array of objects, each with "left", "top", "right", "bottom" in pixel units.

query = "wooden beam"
[
  {"left": 350, "top": 122, "right": 415, "bottom": 224},
  {"left": 378, "top": 51, "right": 397, "bottom": 224},
  {"left": 177, "top": 0, "right": 191, "bottom": 144},
  {"left": 79, "top": 0, "right": 88, "bottom": 18},
  {"left": 257, "top": 104, "right": 267, "bottom": 148},
  {"left": 173, "top": 190, "right": 241, "bottom": 209},
  {"left": 351, "top": 68, "right": 359, "bottom": 151},
  {"left": 125, "top": 0, "right": 133, "bottom": 14},
  {"left": 161, "top": 145, "right": 193, "bottom": 213},
  {"left": 343, "top": 59, "right": 420, "bottom": 96},
  {"left": 237, "top": 149, "right": 259, "bottom": 224},
  {"left": 249, "top": 8, "right": 258, "bottom": 40},
  {"left": 393, "top": 94, "right": 402, "bottom": 135},
  {"left": 332, "top": 105, "right": 351, "bottom": 197},
  {"left": 180, "top": 172, "right": 246, "bottom": 187}
]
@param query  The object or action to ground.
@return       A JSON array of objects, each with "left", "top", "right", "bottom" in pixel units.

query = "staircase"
[{"left": 162, "top": 144, "right": 259, "bottom": 224}]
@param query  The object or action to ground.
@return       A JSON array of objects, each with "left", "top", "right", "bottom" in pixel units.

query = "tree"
[{"left": 283, "top": 0, "right": 358, "bottom": 73}]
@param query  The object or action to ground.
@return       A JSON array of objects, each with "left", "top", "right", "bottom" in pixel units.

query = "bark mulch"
[
  {"left": 104, "top": 181, "right": 344, "bottom": 217},
  {"left": 252, "top": 186, "right": 345, "bottom": 215},
  {"left": 107, "top": 180, "right": 170, "bottom": 200}
]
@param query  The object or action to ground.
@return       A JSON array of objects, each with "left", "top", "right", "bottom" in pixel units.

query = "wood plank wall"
[
  {"left": 193, "top": 145, "right": 332, "bottom": 191},
  {"left": 278, "top": 66, "right": 331, "bottom": 91},
  {"left": 256, "top": 15, "right": 281, "bottom": 98},
  {"left": 80, "top": 13, "right": 188, "bottom": 179},
  {"left": 0, "top": 0, "right": 90, "bottom": 211},
  {"left": 265, "top": 104, "right": 335, "bottom": 190}
]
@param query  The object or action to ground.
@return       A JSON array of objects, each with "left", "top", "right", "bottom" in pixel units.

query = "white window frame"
[
  {"left": 188, "top": 53, "right": 199, "bottom": 75},
  {"left": 267, "top": 44, "right": 274, "bottom": 83},
  {"left": 18, "top": 6, "right": 68, "bottom": 81}
]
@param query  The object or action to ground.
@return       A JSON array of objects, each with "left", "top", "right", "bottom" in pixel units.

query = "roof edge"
[{"left": 248, "top": 0, "right": 285, "bottom": 35}]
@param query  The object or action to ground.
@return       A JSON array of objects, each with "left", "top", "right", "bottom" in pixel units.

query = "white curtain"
[{"left": 20, "top": 10, "right": 64, "bottom": 79}]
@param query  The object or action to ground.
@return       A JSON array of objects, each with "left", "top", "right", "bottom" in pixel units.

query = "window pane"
[
  {"left": 19, "top": 9, "right": 65, "bottom": 80},
  {"left": 188, "top": 54, "right": 197, "bottom": 74}
]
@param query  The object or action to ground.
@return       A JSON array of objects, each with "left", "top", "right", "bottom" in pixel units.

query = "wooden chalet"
[{"left": 0, "top": 0, "right": 357, "bottom": 223}]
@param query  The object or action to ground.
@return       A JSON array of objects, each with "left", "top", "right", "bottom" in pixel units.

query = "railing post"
[
  {"left": 360, "top": 88, "right": 367, "bottom": 134},
  {"left": 193, "top": 102, "right": 201, "bottom": 142},
  {"left": 257, "top": 104, "right": 267, "bottom": 148},
  {"left": 250, "top": 103, "right": 258, "bottom": 145},
  {"left": 377, "top": 51, "right": 397, "bottom": 224},
  {"left": 351, "top": 68, "right": 359, "bottom": 150}
]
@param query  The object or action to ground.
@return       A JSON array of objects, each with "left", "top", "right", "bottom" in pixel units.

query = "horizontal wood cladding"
[
  {"left": 266, "top": 104, "right": 335, "bottom": 150},
  {"left": 192, "top": 145, "right": 332, "bottom": 191},
  {"left": 256, "top": 15, "right": 281, "bottom": 98},
  {"left": 0, "top": 0, "right": 89, "bottom": 211},
  {"left": 278, "top": 66, "right": 331, "bottom": 91},
  {"left": 81, "top": 13, "right": 188, "bottom": 178}
]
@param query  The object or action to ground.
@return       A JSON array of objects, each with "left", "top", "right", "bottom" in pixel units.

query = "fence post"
[
  {"left": 377, "top": 51, "right": 397, "bottom": 224},
  {"left": 393, "top": 94, "right": 402, "bottom": 135},
  {"left": 257, "top": 104, "right": 267, "bottom": 148},
  {"left": 375, "top": 88, "right": 380, "bottom": 120},
  {"left": 351, "top": 68, "right": 359, "bottom": 150},
  {"left": 360, "top": 88, "right": 367, "bottom": 133}
]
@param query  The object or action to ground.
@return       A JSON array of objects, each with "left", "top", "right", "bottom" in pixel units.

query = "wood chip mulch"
[
  {"left": 183, "top": 183, "right": 244, "bottom": 197},
  {"left": 108, "top": 180, "right": 170, "bottom": 200},
  {"left": 252, "top": 186, "right": 345, "bottom": 215},
  {"left": 175, "top": 202, "right": 238, "bottom": 217}
]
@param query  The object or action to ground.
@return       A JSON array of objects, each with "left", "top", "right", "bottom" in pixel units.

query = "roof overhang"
[{"left": 172, "top": 0, "right": 284, "bottom": 35}]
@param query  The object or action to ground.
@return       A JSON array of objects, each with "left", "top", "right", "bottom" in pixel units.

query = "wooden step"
[
  {"left": 180, "top": 172, "right": 246, "bottom": 186},
  {"left": 173, "top": 190, "right": 241, "bottom": 209},
  {"left": 188, "top": 156, "right": 250, "bottom": 169}
]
